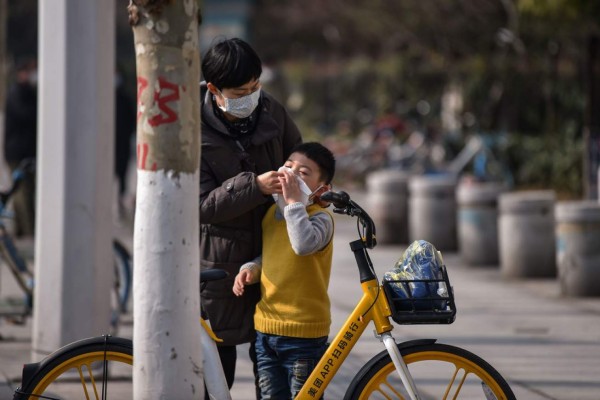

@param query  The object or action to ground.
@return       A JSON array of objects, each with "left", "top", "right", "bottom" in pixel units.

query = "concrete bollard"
[
  {"left": 366, "top": 169, "right": 410, "bottom": 244},
  {"left": 499, "top": 190, "right": 556, "bottom": 278},
  {"left": 555, "top": 201, "right": 600, "bottom": 297},
  {"left": 408, "top": 174, "right": 458, "bottom": 251},
  {"left": 457, "top": 181, "right": 508, "bottom": 266}
]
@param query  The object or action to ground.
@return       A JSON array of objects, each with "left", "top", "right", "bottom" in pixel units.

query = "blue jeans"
[{"left": 255, "top": 331, "right": 328, "bottom": 399}]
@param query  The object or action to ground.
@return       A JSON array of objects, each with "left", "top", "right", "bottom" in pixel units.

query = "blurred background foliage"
[
  {"left": 4, "top": 0, "right": 599, "bottom": 197},
  {"left": 249, "top": 0, "right": 599, "bottom": 197}
]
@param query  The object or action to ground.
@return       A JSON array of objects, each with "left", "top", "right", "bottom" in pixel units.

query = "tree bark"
[{"left": 129, "top": 1, "right": 203, "bottom": 398}]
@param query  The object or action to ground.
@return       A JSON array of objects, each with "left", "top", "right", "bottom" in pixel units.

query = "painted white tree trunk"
[
  {"left": 129, "top": 1, "right": 203, "bottom": 398},
  {"left": 133, "top": 170, "right": 202, "bottom": 397}
]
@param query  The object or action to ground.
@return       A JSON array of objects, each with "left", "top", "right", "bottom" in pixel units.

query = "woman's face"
[
  {"left": 207, "top": 79, "right": 261, "bottom": 120},
  {"left": 208, "top": 79, "right": 261, "bottom": 105}
]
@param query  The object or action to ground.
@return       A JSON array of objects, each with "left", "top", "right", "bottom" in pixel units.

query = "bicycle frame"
[
  {"left": 0, "top": 222, "right": 34, "bottom": 322},
  {"left": 0, "top": 224, "right": 32, "bottom": 297},
  {"left": 295, "top": 235, "right": 421, "bottom": 400}
]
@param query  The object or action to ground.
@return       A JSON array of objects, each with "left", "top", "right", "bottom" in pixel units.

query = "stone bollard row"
[
  {"left": 408, "top": 174, "right": 458, "bottom": 251},
  {"left": 364, "top": 169, "right": 600, "bottom": 297},
  {"left": 366, "top": 170, "right": 410, "bottom": 244},
  {"left": 457, "top": 181, "right": 508, "bottom": 266},
  {"left": 555, "top": 201, "right": 600, "bottom": 297},
  {"left": 498, "top": 190, "right": 556, "bottom": 279}
]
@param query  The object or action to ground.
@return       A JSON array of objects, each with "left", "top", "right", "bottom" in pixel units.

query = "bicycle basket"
[{"left": 382, "top": 265, "right": 456, "bottom": 325}]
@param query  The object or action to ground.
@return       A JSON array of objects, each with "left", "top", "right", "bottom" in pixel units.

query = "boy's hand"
[
  {"left": 280, "top": 168, "right": 303, "bottom": 205},
  {"left": 233, "top": 268, "right": 255, "bottom": 296}
]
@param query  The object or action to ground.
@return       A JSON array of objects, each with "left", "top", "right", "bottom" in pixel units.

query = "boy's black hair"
[
  {"left": 291, "top": 142, "right": 336, "bottom": 184},
  {"left": 201, "top": 38, "right": 262, "bottom": 90}
]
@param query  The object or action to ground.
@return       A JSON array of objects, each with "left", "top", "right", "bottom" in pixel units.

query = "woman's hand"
[{"left": 256, "top": 171, "right": 283, "bottom": 195}]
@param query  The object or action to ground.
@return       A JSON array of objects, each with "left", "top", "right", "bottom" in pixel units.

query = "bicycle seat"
[{"left": 200, "top": 269, "right": 228, "bottom": 282}]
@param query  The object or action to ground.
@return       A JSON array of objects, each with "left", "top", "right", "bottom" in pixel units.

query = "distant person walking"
[{"left": 4, "top": 59, "right": 38, "bottom": 237}]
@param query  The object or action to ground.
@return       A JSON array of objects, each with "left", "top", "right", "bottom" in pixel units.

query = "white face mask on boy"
[{"left": 272, "top": 166, "right": 313, "bottom": 211}]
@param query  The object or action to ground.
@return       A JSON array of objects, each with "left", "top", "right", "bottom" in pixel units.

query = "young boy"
[{"left": 233, "top": 142, "right": 336, "bottom": 399}]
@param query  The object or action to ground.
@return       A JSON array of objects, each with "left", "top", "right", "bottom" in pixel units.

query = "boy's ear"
[{"left": 315, "top": 184, "right": 332, "bottom": 207}]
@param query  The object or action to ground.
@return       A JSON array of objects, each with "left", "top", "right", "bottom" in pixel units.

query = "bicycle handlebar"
[{"left": 321, "top": 190, "right": 377, "bottom": 249}]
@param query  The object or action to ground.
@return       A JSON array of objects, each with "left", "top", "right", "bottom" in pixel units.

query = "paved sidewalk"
[{"left": 2, "top": 195, "right": 600, "bottom": 399}]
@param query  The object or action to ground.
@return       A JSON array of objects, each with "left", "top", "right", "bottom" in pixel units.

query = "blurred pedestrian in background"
[
  {"left": 3, "top": 59, "right": 38, "bottom": 237},
  {"left": 114, "top": 69, "right": 136, "bottom": 219}
]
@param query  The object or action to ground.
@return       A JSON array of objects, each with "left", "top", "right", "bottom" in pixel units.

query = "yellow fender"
[{"left": 201, "top": 319, "right": 223, "bottom": 343}]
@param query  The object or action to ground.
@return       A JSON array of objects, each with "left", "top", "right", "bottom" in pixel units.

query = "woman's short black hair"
[
  {"left": 291, "top": 142, "right": 336, "bottom": 185},
  {"left": 201, "top": 38, "right": 262, "bottom": 90}
]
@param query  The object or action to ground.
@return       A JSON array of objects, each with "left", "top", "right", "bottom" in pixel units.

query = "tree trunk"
[{"left": 128, "top": 1, "right": 203, "bottom": 398}]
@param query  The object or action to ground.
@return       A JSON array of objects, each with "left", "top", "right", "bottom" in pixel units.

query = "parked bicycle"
[
  {"left": 13, "top": 190, "right": 515, "bottom": 399},
  {"left": 0, "top": 159, "right": 133, "bottom": 329}
]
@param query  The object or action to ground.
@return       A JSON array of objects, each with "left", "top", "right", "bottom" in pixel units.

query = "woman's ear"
[{"left": 206, "top": 82, "right": 219, "bottom": 96}]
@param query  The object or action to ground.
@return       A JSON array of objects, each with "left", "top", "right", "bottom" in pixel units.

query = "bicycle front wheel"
[
  {"left": 344, "top": 341, "right": 515, "bottom": 400},
  {"left": 14, "top": 336, "right": 133, "bottom": 400}
]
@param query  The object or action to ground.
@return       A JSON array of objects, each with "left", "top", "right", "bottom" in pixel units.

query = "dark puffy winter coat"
[
  {"left": 4, "top": 82, "right": 37, "bottom": 163},
  {"left": 199, "top": 82, "right": 302, "bottom": 345}
]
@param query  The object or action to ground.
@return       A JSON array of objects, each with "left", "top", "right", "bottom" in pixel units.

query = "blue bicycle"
[{"left": 0, "top": 159, "right": 132, "bottom": 328}]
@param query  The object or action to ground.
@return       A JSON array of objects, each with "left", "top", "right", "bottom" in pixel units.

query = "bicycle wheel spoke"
[
  {"left": 345, "top": 344, "right": 514, "bottom": 400},
  {"left": 18, "top": 338, "right": 133, "bottom": 400},
  {"left": 452, "top": 370, "right": 468, "bottom": 400},
  {"left": 383, "top": 378, "right": 404, "bottom": 399},
  {"left": 87, "top": 362, "right": 101, "bottom": 400},
  {"left": 441, "top": 366, "right": 468, "bottom": 400},
  {"left": 370, "top": 378, "right": 403, "bottom": 399},
  {"left": 77, "top": 364, "right": 92, "bottom": 400}
]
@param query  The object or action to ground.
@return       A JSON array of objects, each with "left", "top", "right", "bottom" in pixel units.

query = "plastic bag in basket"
[{"left": 383, "top": 240, "right": 447, "bottom": 310}]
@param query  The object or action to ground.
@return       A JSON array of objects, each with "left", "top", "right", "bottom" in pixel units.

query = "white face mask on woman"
[{"left": 217, "top": 88, "right": 261, "bottom": 119}]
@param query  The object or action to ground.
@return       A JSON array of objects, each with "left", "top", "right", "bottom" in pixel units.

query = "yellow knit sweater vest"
[{"left": 254, "top": 203, "right": 333, "bottom": 338}]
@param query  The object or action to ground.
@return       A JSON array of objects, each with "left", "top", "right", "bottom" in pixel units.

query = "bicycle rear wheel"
[
  {"left": 344, "top": 341, "right": 515, "bottom": 400},
  {"left": 112, "top": 240, "right": 132, "bottom": 314},
  {"left": 14, "top": 336, "right": 133, "bottom": 400}
]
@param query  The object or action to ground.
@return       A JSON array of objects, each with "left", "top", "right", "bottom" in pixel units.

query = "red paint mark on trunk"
[
  {"left": 137, "top": 143, "right": 149, "bottom": 170},
  {"left": 137, "top": 143, "right": 158, "bottom": 171},
  {"left": 148, "top": 77, "right": 180, "bottom": 127}
]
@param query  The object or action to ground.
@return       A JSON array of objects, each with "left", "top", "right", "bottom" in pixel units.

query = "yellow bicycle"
[{"left": 13, "top": 190, "right": 515, "bottom": 400}]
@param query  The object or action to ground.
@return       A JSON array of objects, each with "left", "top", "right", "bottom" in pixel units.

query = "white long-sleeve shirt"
[{"left": 240, "top": 202, "right": 333, "bottom": 274}]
